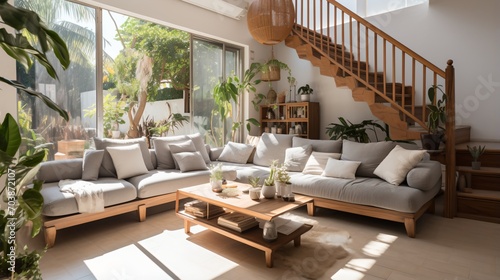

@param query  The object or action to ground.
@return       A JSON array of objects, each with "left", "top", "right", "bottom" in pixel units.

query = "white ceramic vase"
[
  {"left": 261, "top": 184, "right": 276, "bottom": 199},
  {"left": 300, "top": 94, "right": 310, "bottom": 102}
]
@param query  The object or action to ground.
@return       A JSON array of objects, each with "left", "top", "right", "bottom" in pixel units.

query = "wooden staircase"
[{"left": 287, "top": 0, "right": 459, "bottom": 218}]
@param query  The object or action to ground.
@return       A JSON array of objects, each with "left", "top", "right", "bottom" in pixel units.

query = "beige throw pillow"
[
  {"left": 322, "top": 158, "right": 361, "bottom": 179},
  {"left": 374, "top": 145, "right": 426, "bottom": 185},
  {"left": 106, "top": 144, "right": 149, "bottom": 179},
  {"left": 302, "top": 152, "right": 342, "bottom": 175}
]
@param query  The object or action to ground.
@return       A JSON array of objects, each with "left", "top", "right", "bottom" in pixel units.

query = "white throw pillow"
[
  {"left": 106, "top": 144, "right": 149, "bottom": 179},
  {"left": 284, "top": 145, "right": 313, "bottom": 172},
  {"left": 172, "top": 151, "right": 208, "bottom": 172},
  {"left": 322, "top": 158, "right": 361, "bottom": 179},
  {"left": 374, "top": 145, "right": 426, "bottom": 185},
  {"left": 302, "top": 152, "right": 341, "bottom": 175},
  {"left": 218, "top": 141, "right": 255, "bottom": 164}
]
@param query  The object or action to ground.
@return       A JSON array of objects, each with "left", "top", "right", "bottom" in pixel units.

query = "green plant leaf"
[
  {"left": 18, "top": 188, "right": 44, "bottom": 220},
  {"left": 0, "top": 77, "right": 69, "bottom": 121},
  {"left": 0, "top": 113, "right": 21, "bottom": 158}
]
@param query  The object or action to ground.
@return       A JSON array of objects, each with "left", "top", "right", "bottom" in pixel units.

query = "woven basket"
[{"left": 247, "top": 0, "right": 295, "bottom": 45}]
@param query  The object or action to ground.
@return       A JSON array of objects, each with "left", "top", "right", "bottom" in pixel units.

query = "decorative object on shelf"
[
  {"left": 277, "top": 90, "right": 286, "bottom": 103},
  {"left": 266, "top": 107, "right": 275, "bottom": 120},
  {"left": 288, "top": 76, "right": 297, "bottom": 102},
  {"left": 267, "top": 88, "right": 277, "bottom": 104},
  {"left": 289, "top": 127, "right": 295, "bottom": 134},
  {"left": 271, "top": 126, "right": 277, "bottom": 134},
  {"left": 209, "top": 163, "right": 224, "bottom": 192},
  {"left": 421, "top": 85, "right": 446, "bottom": 150},
  {"left": 467, "top": 144, "right": 486, "bottom": 170},
  {"left": 262, "top": 220, "right": 278, "bottom": 242},
  {"left": 277, "top": 127, "right": 283, "bottom": 134},
  {"left": 298, "top": 84, "right": 314, "bottom": 102},
  {"left": 247, "top": 0, "right": 295, "bottom": 45},
  {"left": 295, "top": 124, "right": 302, "bottom": 135},
  {"left": 262, "top": 160, "right": 278, "bottom": 199}
]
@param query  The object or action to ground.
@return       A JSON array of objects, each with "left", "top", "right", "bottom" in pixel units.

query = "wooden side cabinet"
[{"left": 259, "top": 102, "right": 319, "bottom": 139}]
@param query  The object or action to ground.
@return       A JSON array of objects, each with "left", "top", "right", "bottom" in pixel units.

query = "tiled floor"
[{"left": 32, "top": 196, "right": 500, "bottom": 280}]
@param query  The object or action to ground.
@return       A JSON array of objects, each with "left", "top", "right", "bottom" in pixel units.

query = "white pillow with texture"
[
  {"left": 106, "top": 144, "right": 149, "bottom": 179},
  {"left": 374, "top": 145, "right": 426, "bottom": 185},
  {"left": 302, "top": 152, "right": 341, "bottom": 175},
  {"left": 218, "top": 141, "right": 254, "bottom": 164},
  {"left": 322, "top": 158, "right": 361, "bottom": 179},
  {"left": 284, "top": 145, "right": 313, "bottom": 172},
  {"left": 172, "top": 151, "right": 208, "bottom": 172}
]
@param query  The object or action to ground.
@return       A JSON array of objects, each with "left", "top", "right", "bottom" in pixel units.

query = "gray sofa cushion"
[
  {"left": 152, "top": 135, "right": 189, "bottom": 169},
  {"left": 293, "top": 137, "right": 342, "bottom": 153},
  {"left": 128, "top": 169, "right": 236, "bottom": 198},
  {"left": 340, "top": 140, "right": 396, "bottom": 177},
  {"left": 82, "top": 150, "right": 104, "bottom": 181},
  {"left": 94, "top": 137, "right": 154, "bottom": 177},
  {"left": 37, "top": 159, "right": 83, "bottom": 183},
  {"left": 252, "top": 133, "right": 294, "bottom": 166},
  {"left": 406, "top": 161, "right": 442, "bottom": 191},
  {"left": 291, "top": 173, "right": 441, "bottom": 213},
  {"left": 41, "top": 178, "right": 137, "bottom": 216}
]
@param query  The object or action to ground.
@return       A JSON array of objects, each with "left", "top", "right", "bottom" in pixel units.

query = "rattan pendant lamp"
[{"left": 247, "top": 0, "right": 295, "bottom": 45}]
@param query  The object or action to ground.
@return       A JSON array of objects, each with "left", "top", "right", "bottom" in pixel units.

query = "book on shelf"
[
  {"left": 218, "top": 212, "right": 257, "bottom": 227},
  {"left": 217, "top": 216, "right": 259, "bottom": 233},
  {"left": 184, "top": 200, "right": 225, "bottom": 218}
]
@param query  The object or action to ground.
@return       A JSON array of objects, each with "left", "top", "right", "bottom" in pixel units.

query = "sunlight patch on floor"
[
  {"left": 331, "top": 233, "right": 398, "bottom": 279},
  {"left": 84, "top": 244, "right": 172, "bottom": 280},
  {"left": 139, "top": 226, "right": 239, "bottom": 279}
]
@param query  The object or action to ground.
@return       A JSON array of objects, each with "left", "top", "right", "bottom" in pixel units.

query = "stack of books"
[
  {"left": 217, "top": 212, "right": 259, "bottom": 232},
  {"left": 184, "top": 200, "right": 225, "bottom": 218}
]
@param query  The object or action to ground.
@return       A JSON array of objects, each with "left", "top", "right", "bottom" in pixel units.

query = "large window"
[{"left": 16, "top": 0, "right": 242, "bottom": 161}]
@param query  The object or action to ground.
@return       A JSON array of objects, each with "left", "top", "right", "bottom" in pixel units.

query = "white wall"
[{"left": 275, "top": 0, "right": 500, "bottom": 141}]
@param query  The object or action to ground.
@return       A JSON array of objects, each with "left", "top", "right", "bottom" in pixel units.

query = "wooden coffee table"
[{"left": 175, "top": 182, "right": 314, "bottom": 267}]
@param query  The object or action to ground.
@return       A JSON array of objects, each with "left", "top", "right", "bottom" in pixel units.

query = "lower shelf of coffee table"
[{"left": 177, "top": 211, "right": 313, "bottom": 267}]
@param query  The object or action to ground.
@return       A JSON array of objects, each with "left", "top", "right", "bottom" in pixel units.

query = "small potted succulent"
[
  {"left": 248, "top": 176, "right": 262, "bottom": 200},
  {"left": 467, "top": 145, "right": 486, "bottom": 170},
  {"left": 261, "top": 160, "right": 278, "bottom": 199},
  {"left": 298, "top": 84, "right": 313, "bottom": 101}
]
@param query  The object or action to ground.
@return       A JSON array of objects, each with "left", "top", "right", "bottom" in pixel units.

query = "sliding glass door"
[{"left": 191, "top": 38, "right": 241, "bottom": 147}]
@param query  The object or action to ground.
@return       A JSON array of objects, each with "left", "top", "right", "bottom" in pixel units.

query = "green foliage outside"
[{"left": 84, "top": 94, "right": 127, "bottom": 138}]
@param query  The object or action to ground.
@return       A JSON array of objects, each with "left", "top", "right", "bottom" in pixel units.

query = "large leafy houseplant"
[
  {"left": 421, "top": 85, "right": 446, "bottom": 150},
  {"left": 212, "top": 62, "right": 262, "bottom": 144},
  {"left": 326, "top": 117, "right": 388, "bottom": 143},
  {"left": 1, "top": 1, "right": 70, "bottom": 278}
]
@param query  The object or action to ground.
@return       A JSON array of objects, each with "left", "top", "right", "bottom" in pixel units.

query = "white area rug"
[{"left": 273, "top": 213, "right": 351, "bottom": 279}]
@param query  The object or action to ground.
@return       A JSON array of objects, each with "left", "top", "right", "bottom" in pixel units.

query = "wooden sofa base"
[
  {"left": 306, "top": 197, "right": 436, "bottom": 238},
  {"left": 43, "top": 193, "right": 177, "bottom": 248}
]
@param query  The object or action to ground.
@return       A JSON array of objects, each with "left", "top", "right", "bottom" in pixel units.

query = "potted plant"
[
  {"left": 261, "top": 160, "right": 278, "bottom": 199},
  {"left": 421, "top": 85, "right": 447, "bottom": 150},
  {"left": 248, "top": 176, "right": 262, "bottom": 200},
  {"left": 259, "top": 59, "right": 292, "bottom": 82},
  {"left": 467, "top": 145, "right": 486, "bottom": 170},
  {"left": 209, "top": 163, "right": 224, "bottom": 192},
  {"left": 275, "top": 163, "right": 291, "bottom": 198},
  {"left": 298, "top": 84, "right": 313, "bottom": 101}
]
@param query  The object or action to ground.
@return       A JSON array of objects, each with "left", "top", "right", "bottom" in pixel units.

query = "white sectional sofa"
[{"left": 36, "top": 133, "right": 441, "bottom": 247}]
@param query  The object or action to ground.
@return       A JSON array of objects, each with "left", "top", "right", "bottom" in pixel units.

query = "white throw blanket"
[{"left": 59, "top": 180, "right": 104, "bottom": 213}]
